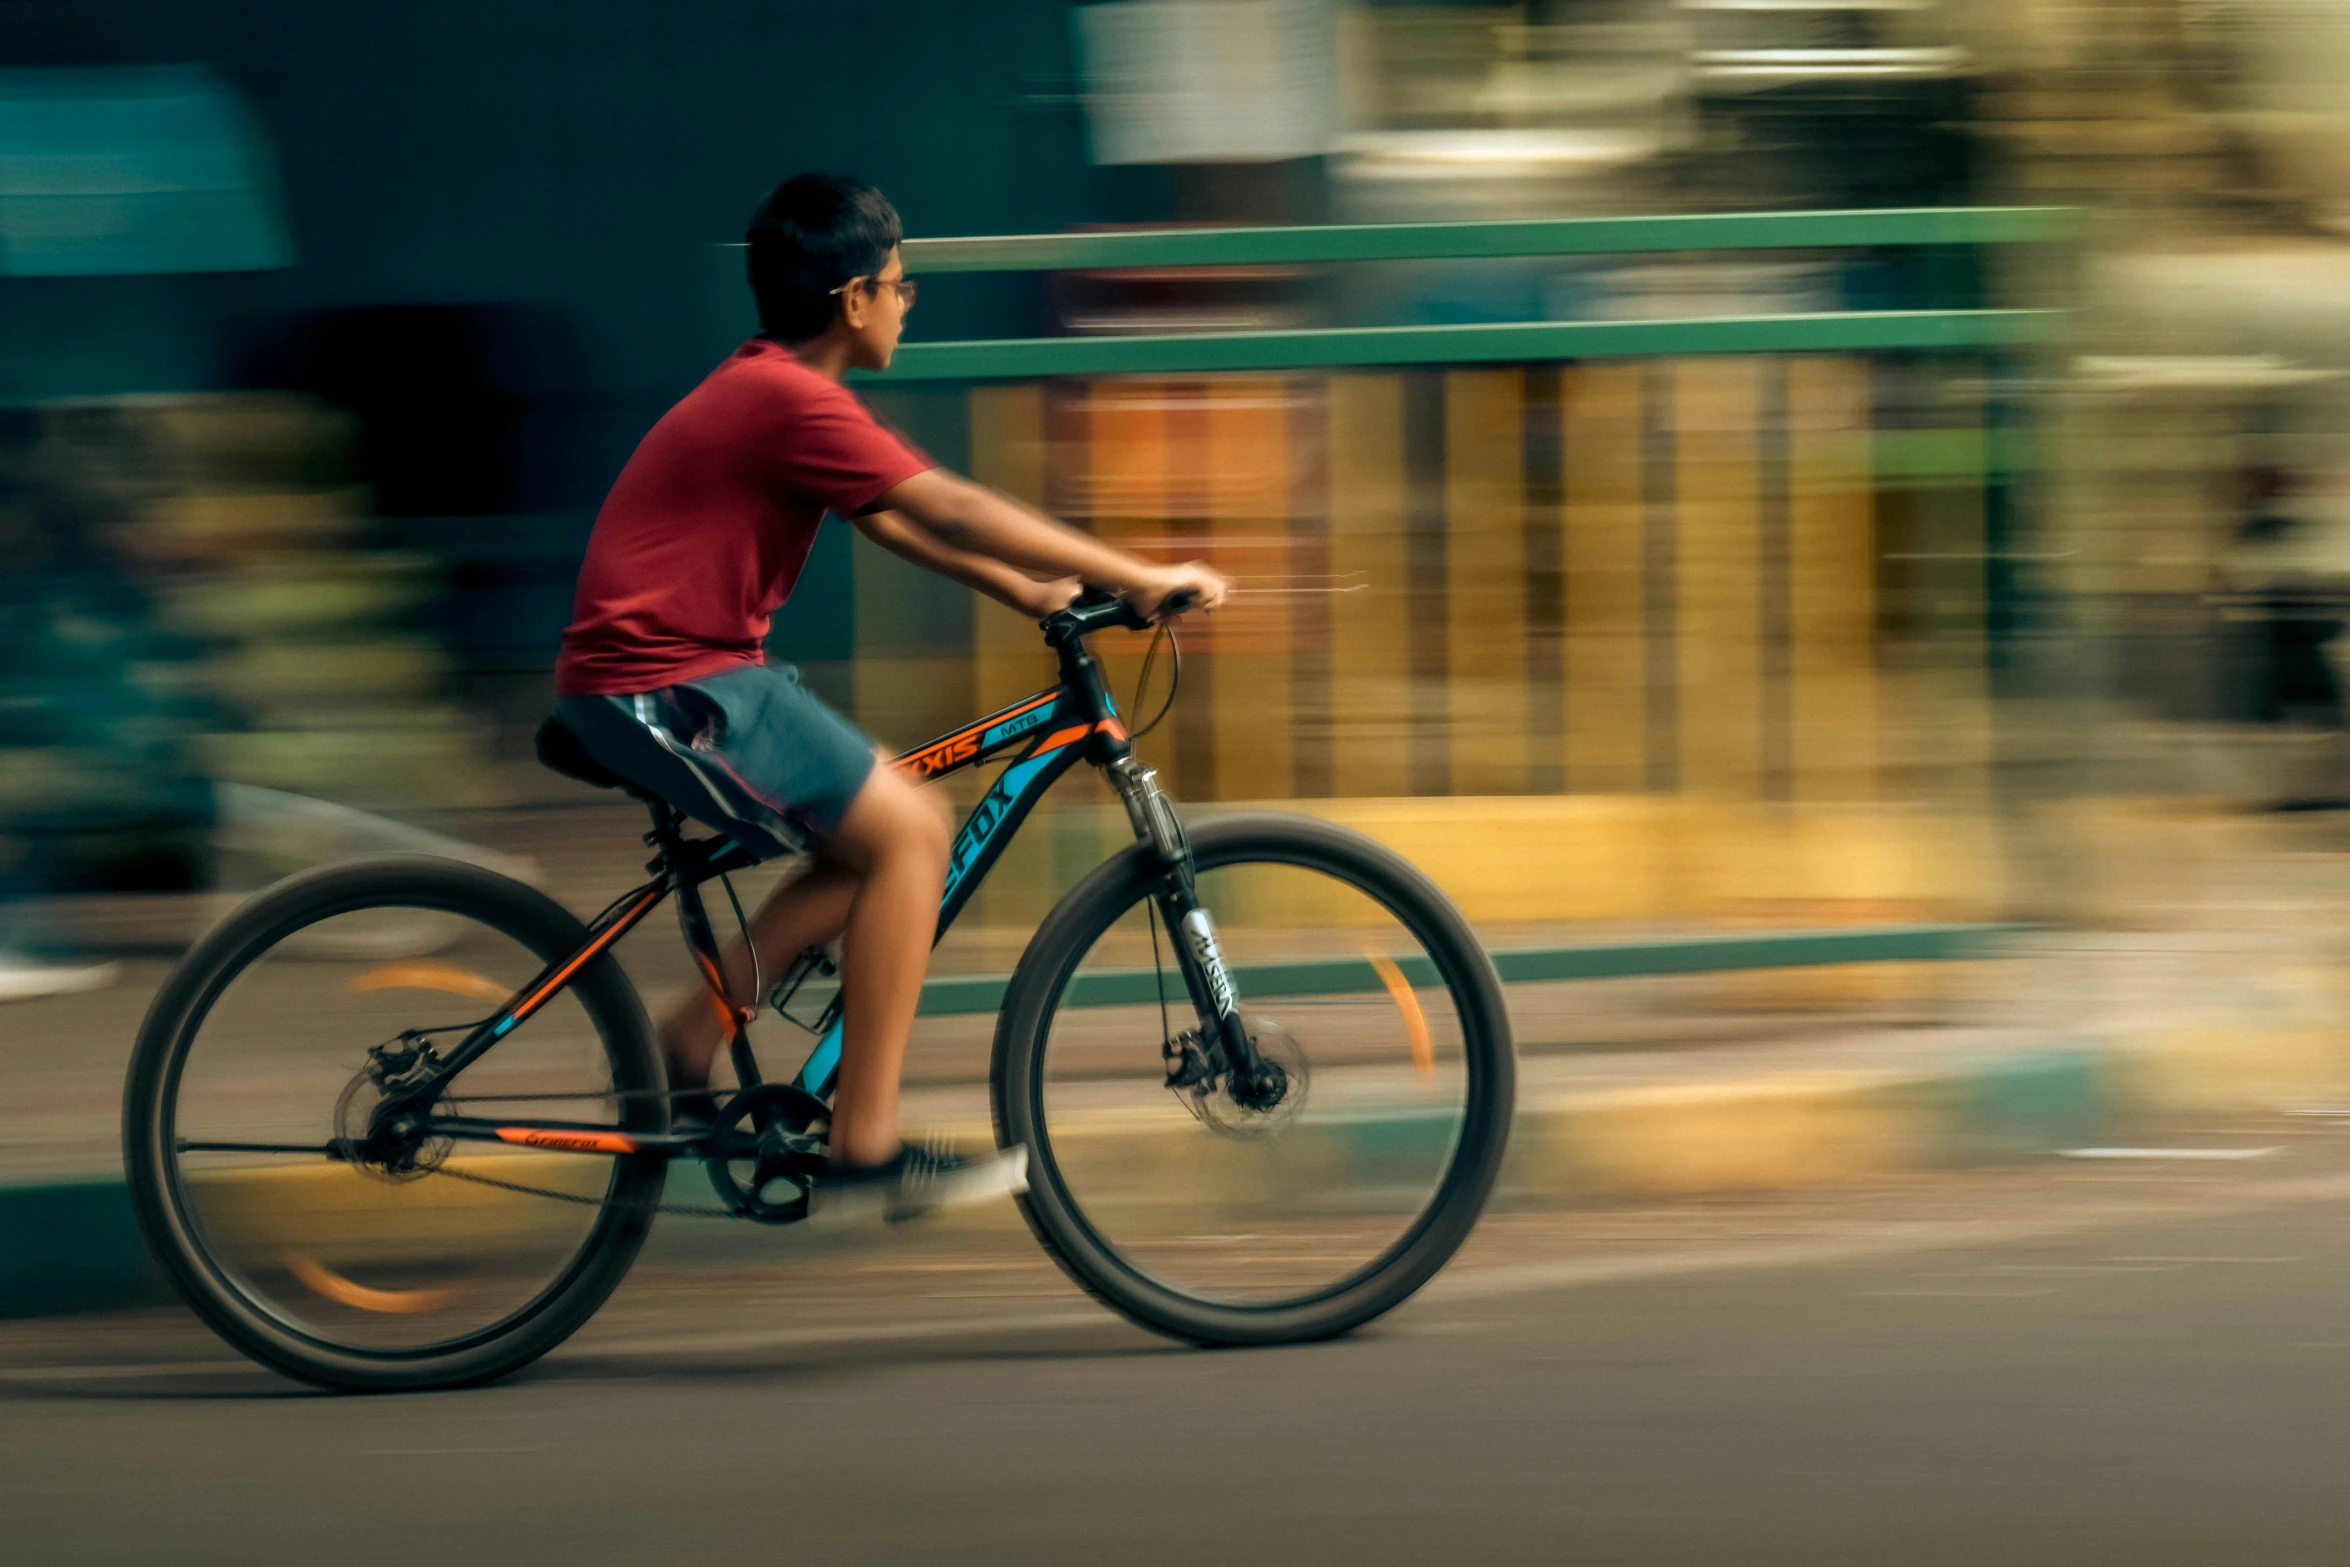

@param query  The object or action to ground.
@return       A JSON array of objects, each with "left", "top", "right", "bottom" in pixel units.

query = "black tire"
[
  {"left": 123, "top": 856, "right": 666, "bottom": 1391},
  {"left": 991, "top": 813, "right": 1514, "bottom": 1345}
]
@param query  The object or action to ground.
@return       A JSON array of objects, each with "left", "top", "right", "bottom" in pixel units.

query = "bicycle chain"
[
  {"left": 427, "top": 1155, "right": 760, "bottom": 1220},
  {"left": 420, "top": 1097, "right": 765, "bottom": 1220}
]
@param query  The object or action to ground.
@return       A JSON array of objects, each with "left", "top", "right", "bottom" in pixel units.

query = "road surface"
[{"left": 7, "top": 1134, "right": 2350, "bottom": 1564}]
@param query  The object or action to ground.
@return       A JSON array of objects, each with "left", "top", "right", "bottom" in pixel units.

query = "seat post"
[
  {"left": 644, "top": 800, "right": 763, "bottom": 1093},
  {"left": 641, "top": 800, "right": 686, "bottom": 871}
]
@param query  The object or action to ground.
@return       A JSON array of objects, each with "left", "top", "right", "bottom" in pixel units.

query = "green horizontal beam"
[
  {"left": 1486, "top": 923, "right": 2026, "bottom": 984},
  {"left": 914, "top": 923, "right": 2025, "bottom": 1017},
  {"left": 870, "top": 309, "right": 2057, "bottom": 381},
  {"left": 889, "top": 207, "right": 2078, "bottom": 274}
]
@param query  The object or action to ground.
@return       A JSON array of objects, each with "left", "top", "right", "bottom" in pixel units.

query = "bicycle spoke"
[
  {"left": 1035, "top": 850, "right": 1477, "bottom": 1306},
  {"left": 175, "top": 1140, "right": 341, "bottom": 1157},
  {"left": 153, "top": 885, "right": 656, "bottom": 1360},
  {"left": 998, "top": 815, "right": 1511, "bottom": 1344}
]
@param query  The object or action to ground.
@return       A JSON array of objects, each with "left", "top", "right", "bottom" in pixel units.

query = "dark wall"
[
  {"left": 168, "top": 0, "right": 1093, "bottom": 491},
  {"left": 85, "top": 2, "right": 1097, "bottom": 675}
]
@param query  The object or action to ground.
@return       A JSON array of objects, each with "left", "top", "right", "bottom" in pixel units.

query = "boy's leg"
[
  {"left": 656, "top": 857, "right": 858, "bottom": 1091},
  {"left": 653, "top": 758, "right": 950, "bottom": 1168},
  {"left": 811, "top": 764, "right": 951, "bottom": 1168}
]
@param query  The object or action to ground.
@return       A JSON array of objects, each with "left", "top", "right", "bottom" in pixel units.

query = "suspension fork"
[{"left": 1108, "top": 759, "right": 1262, "bottom": 1081}]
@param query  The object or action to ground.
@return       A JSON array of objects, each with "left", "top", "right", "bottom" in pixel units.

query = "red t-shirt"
[{"left": 554, "top": 338, "right": 932, "bottom": 695}]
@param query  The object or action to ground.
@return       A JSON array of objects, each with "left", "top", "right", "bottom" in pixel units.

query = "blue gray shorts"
[{"left": 553, "top": 662, "right": 877, "bottom": 860}]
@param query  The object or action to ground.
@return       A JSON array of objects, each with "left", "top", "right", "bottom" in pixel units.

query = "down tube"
[{"left": 792, "top": 735, "right": 1093, "bottom": 1099}]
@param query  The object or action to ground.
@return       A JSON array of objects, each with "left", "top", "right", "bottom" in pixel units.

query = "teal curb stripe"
[
  {"left": 913, "top": 922, "right": 2027, "bottom": 1018},
  {"left": 880, "top": 206, "right": 2082, "bottom": 273},
  {"left": 1488, "top": 922, "right": 2029, "bottom": 984},
  {"left": 0, "top": 1179, "right": 164, "bottom": 1319},
  {"left": 868, "top": 310, "right": 2059, "bottom": 382},
  {"left": 1947, "top": 1046, "right": 2112, "bottom": 1154}
]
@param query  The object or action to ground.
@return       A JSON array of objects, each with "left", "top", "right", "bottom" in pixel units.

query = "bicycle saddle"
[{"left": 534, "top": 714, "right": 632, "bottom": 793}]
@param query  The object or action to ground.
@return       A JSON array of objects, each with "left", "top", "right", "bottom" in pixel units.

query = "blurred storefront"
[
  {"left": 13, "top": 0, "right": 2350, "bottom": 950},
  {"left": 0, "top": 50, "right": 288, "bottom": 956}
]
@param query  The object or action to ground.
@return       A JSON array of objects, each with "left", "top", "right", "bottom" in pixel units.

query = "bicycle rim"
[
  {"left": 144, "top": 875, "right": 658, "bottom": 1362},
  {"left": 1013, "top": 823, "right": 1509, "bottom": 1319}
]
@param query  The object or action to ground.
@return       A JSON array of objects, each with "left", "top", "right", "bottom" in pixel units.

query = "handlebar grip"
[{"left": 1047, "top": 585, "right": 1200, "bottom": 636}]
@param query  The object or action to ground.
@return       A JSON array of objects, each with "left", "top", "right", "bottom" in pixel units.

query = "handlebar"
[{"left": 1043, "top": 585, "right": 1199, "bottom": 638}]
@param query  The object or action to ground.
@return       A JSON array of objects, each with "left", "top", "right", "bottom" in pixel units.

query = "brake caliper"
[{"left": 1162, "top": 1027, "right": 1223, "bottom": 1092}]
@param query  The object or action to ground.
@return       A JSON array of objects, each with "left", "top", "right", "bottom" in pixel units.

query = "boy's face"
[{"left": 840, "top": 245, "right": 913, "bottom": 371}]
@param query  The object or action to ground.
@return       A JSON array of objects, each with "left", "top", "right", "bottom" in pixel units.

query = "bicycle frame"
[{"left": 412, "top": 598, "right": 1232, "bottom": 1160}]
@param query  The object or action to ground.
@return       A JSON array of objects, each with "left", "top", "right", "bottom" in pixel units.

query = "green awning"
[{"left": 0, "top": 65, "right": 291, "bottom": 277}]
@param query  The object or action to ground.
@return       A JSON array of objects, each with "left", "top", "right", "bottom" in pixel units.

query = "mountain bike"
[{"left": 124, "top": 589, "right": 1515, "bottom": 1391}]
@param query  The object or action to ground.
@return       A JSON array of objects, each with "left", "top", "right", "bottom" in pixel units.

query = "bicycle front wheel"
[
  {"left": 992, "top": 813, "right": 1514, "bottom": 1345},
  {"left": 123, "top": 856, "right": 666, "bottom": 1391}
]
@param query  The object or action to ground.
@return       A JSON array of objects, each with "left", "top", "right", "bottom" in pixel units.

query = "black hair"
[{"left": 745, "top": 174, "right": 903, "bottom": 344}]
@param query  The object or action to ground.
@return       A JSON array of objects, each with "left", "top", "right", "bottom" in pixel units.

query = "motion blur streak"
[{"left": 10, "top": 1, "right": 2350, "bottom": 1561}]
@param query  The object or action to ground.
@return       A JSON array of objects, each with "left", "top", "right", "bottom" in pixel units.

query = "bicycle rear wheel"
[
  {"left": 992, "top": 813, "right": 1514, "bottom": 1345},
  {"left": 123, "top": 856, "right": 666, "bottom": 1391}
]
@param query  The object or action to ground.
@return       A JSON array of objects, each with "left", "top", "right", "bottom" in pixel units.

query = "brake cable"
[{"left": 1129, "top": 619, "right": 1182, "bottom": 740}]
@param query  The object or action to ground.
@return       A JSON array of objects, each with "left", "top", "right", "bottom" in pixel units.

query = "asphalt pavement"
[{"left": 8, "top": 1126, "right": 2350, "bottom": 1564}]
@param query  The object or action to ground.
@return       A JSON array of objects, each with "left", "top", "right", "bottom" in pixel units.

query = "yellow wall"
[{"left": 859, "top": 357, "right": 2002, "bottom": 932}]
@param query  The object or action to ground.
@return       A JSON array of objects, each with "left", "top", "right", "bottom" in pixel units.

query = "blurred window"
[{"left": 0, "top": 63, "right": 289, "bottom": 277}]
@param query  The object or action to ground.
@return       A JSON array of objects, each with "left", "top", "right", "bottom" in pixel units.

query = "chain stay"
[{"left": 429, "top": 1156, "right": 755, "bottom": 1221}]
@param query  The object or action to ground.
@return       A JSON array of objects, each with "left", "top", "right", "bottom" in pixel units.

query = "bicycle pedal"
[{"left": 755, "top": 1124, "right": 828, "bottom": 1174}]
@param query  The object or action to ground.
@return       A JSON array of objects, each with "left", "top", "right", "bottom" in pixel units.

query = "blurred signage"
[{"left": 1074, "top": 0, "right": 1335, "bottom": 165}]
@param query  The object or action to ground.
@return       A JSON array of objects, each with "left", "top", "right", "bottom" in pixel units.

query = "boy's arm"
[
  {"left": 877, "top": 469, "right": 1227, "bottom": 616},
  {"left": 853, "top": 509, "right": 1081, "bottom": 619}
]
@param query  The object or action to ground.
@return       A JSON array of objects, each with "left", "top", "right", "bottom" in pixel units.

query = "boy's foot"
[{"left": 811, "top": 1141, "right": 1029, "bottom": 1226}]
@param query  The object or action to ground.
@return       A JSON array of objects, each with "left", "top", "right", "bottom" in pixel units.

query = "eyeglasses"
[{"left": 829, "top": 275, "right": 917, "bottom": 309}]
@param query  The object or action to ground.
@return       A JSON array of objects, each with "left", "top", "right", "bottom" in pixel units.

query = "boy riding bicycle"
[{"left": 551, "top": 173, "right": 1227, "bottom": 1218}]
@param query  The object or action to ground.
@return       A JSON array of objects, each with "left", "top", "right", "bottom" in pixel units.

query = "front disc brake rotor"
[{"left": 1185, "top": 1014, "right": 1309, "bottom": 1140}]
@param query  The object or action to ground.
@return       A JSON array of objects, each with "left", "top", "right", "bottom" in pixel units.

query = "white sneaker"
[
  {"left": 0, "top": 954, "right": 119, "bottom": 1004},
  {"left": 811, "top": 1142, "right": 1029, "bottom": 1226}
]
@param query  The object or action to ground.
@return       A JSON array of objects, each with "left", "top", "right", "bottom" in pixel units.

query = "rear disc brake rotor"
[{"left": 332, "top": 1043, "right": 451, "bottom": 1182}]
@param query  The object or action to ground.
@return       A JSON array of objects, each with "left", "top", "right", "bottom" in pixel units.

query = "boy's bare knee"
[
  {"left": 903, "top": 785, "right": 953, "bottom": 869},
  {"left": 831, "top": 765, "right": 949, "bottom": 872},
  {"left": 873, "top": 750, "right": 953, "bottom": 851},
  {"left": 918, "top": 786, "right": 953, "bottom": 848}
]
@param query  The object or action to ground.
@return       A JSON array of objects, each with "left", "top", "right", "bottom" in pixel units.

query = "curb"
[
  {"left": 0, "top": 1180, "right": 162, "bottom": 1318},
  {"left": 1498, "top": 1044, "right": 2112, "bottom": 1199},
  {"left": 1, "top": 1025, "right": 2327, "bottom": 1320},
  {"left": 1012, "top": 1042, "right": 2116, "bottom": 1217}
]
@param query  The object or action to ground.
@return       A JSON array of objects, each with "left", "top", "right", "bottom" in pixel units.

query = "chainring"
[{"left": 703, "top": 1082, "right": 830, "bottom": 1222}]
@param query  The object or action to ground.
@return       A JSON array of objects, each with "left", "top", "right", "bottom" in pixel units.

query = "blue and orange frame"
[
  {"left": 411, "top": 592, "right": 1151, "bottom": 1157},
  {"left": 794, "top": 683, "right": 1128, "bottom": 1097}
]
